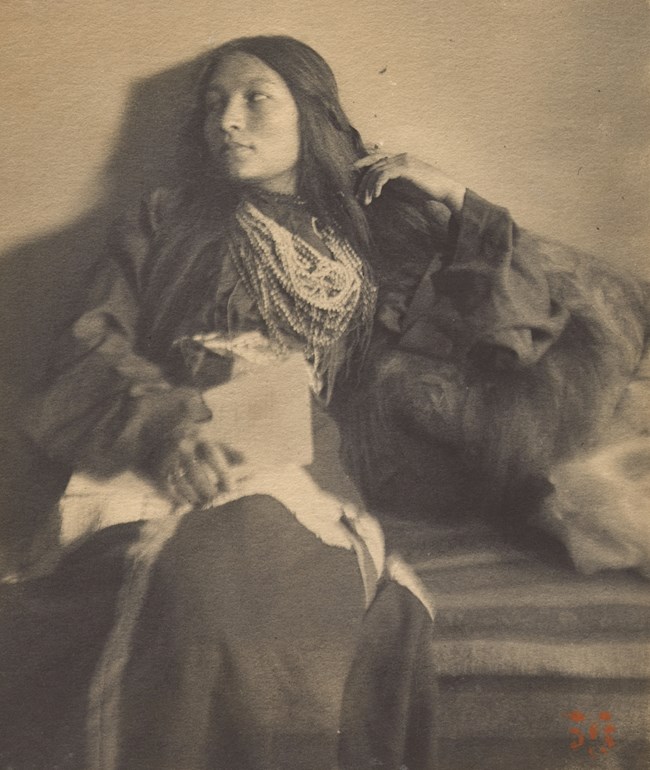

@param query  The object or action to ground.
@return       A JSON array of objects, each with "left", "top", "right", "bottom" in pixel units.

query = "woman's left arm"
[
  {"left": 355, "top": 153, "right": 466, "bottom": 214},
  {"left": 357, "top": 152, "right": 647, "bottom": 375}
]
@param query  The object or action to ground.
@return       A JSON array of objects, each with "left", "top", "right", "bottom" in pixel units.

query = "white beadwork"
[{"left": 232, "top": 201, "right": 375, "bottom": 365}]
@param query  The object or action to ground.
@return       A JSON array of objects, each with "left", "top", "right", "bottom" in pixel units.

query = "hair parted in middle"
[
  {"left": 182, "top": 34, "right": 372, "bottom": 254},
  {"left": 141, "top": 35, "right": 375, "bottom": 358},
  {"left": 139, "top": 35, "right": 443, "bottom": 374}
]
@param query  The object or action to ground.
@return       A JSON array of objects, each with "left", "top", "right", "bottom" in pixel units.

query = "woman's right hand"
[{"left": 157, "top": 423, "right": 234, "bottom": 507}]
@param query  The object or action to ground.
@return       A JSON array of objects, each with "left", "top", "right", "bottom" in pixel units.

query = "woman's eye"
[{"left": 248, "top": 92, "right": 269, "bottom": 103}]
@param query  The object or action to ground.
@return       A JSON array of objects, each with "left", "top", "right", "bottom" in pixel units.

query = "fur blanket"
[{"left": 339, "top": 198, "right": 650, "bottom": 576}]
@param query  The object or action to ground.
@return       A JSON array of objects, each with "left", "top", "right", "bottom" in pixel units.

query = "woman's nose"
[{"left": 220, "top": 96, "right": 245, "bottom": 132}]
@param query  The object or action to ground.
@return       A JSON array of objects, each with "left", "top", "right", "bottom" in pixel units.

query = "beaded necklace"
[{"left": 231, "top": 200, "right": 376, "bottom": 397}]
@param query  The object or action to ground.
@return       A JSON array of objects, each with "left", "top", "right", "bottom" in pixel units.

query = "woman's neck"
[
  {"left": 239, "top": 186, "right": 332, "bottom": 253},
  {"left": 242, "top": 185, "right": 308, "bottom": 211}
]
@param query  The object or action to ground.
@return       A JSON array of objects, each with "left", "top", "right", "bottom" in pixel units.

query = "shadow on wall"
[{"left": 0, "top": 53, "right": 208, "bottom": 575}]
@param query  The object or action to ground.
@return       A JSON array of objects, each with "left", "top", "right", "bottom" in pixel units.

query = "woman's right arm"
[{"left": 22, "top": 193, "right": 228, "bottom": 504}]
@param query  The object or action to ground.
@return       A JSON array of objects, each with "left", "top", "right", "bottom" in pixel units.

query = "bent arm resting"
[
  {"left": 400, "top": 189, "right": 645, "bottom": 378},
  {"left": 348, "top": 187, "right": 649, "bottom": 521}
]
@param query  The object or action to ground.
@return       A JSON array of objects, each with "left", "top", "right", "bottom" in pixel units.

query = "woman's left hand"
[{"left": 354, "top": 153, "right": 466, "bottom": 214}]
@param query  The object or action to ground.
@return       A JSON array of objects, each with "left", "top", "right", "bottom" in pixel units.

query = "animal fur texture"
[{"left": 339, "top": 223, "right": 650, "bottom": 575}]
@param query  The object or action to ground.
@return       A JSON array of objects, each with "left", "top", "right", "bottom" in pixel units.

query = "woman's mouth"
[{"left": 222, "top": 141, "right": 254, "bottom": 156}]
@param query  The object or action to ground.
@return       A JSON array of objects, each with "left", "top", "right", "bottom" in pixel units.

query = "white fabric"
[
  {"left": 59, "top": 343, "right": 432, "bottom": 620},
  {"left": 59, "top": 350, "right": 313, "bottom": 542}
]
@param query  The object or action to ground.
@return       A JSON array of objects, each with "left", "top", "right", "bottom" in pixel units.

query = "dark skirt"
[{"left": 0, "top": 495, "right": 438, "bottom": 769}]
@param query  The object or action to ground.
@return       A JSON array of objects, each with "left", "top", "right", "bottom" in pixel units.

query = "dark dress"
[{"left": 1, "top": 189, "right": 438, "bottom": 769}]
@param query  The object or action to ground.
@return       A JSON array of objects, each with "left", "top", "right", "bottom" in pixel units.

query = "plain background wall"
[{"left": 1, "top": 0, "right": 649, "bottom": 274}]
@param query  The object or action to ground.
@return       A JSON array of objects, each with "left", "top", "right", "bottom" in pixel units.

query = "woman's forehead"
[{"left": 206, "top": 52, "right": 287, "bottom": 93}]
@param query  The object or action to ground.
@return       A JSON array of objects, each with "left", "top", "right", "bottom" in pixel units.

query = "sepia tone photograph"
[{"left": 0, "top": 0, "right": 649, "bottom": 767}]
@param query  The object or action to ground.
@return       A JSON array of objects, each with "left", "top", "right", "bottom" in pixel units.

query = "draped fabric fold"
[{"left": 398, "top": 190, "right": 570, "bottom": 369}]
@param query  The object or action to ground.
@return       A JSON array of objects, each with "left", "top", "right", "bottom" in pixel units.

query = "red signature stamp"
[{"left": 565, "top": 710, "right": 617, "bottom": 760}]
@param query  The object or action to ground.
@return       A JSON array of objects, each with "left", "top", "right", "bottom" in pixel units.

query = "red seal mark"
[{"left": 565, "top": 710, "right": 617, "bottom": 759}]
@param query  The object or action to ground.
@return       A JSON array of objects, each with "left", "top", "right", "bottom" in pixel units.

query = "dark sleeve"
[
  {"left": 398, "top": 189, "right": 646, "bottom": 373},
  {"left": 21, "top": 191, "right": 210, "bottom": 478}
]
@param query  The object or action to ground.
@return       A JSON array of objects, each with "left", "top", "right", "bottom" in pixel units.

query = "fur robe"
[{"left": 337, "top": 189, "right": 649, "bottom": 557}]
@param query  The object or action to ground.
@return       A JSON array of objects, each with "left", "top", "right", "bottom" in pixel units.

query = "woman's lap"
[
  {"left": 117, "top": 495, "right": 368, "bottom": 769},
  {"left": 1, "top": 494, "right": 438, "bottom": 769}
]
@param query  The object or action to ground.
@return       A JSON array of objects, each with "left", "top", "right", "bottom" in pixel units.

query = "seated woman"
[
  {"left": 3, "top": 35, "right": 447, "bottom": 770},
  {"left": 3, "top": 30, "right": 647, "bottom": 770}
]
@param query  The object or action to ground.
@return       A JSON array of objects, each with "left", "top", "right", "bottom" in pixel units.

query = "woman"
[
  {"left": 2, "top": 35, "right": 456, "bottom": 770},
  {"left": 4, "top": 31, "right": 645, "bottom": 770}
]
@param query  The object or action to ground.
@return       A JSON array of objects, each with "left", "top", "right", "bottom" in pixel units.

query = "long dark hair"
[
  {"left": 138, "top": 35, "right": 442, "bottom": 366},
  {"left": 139, "top": 36, "right": 372, "bottom": 355},
  {"left": 185, "top": 36, "right": 373, "bottom": 248}
]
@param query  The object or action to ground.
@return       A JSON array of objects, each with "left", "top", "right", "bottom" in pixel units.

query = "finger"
[
  {"left": 356, "top": 154, "right": 393, "bottom": 183},
  {"left": 174, "top": 442, "right": 211, "bottom": 500},
  {"left": 359, "top": 165, "right": 398, "bottom": 205},
  {"left": 165, "top": 469, "right": 201, "bottom": 507},
  {"left": 353, "top": 153, "right": 390, "bottom": 169},
  {"left": 372, "top": 167, "right": 397, "bottom": 200},
  {"left": 197, "top": 441, "right": 234, "bottom": 492},
  {"left": 356, "top": 162, "right": 390, "bottom": 204},
  {"left": 183, "top": 460, "right": 220, "bottom": 503}
]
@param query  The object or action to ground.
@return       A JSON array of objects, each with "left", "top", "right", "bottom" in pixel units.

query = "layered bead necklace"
[{"left": 231, "top": 199, "right": 376, "bottom": 396}]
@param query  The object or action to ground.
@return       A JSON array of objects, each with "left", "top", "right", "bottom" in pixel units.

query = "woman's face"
[{"left": 203, "top": 52, "right": 301, "bottom": 194}]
